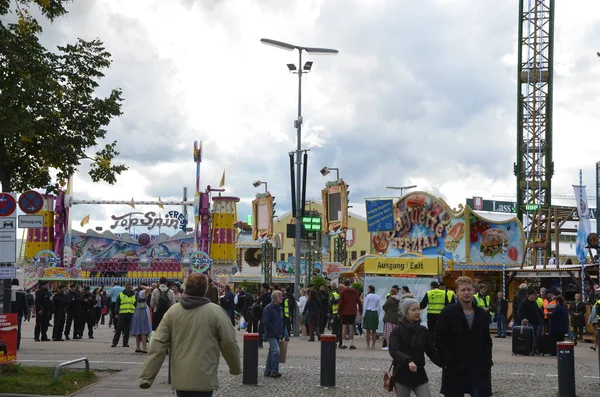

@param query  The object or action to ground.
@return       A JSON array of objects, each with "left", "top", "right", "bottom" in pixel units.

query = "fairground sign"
[{"left": 110, "top": 212, "right": 180, "bottom": 231}]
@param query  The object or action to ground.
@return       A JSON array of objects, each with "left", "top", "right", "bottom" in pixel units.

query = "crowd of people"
[
  {"left": 10, "top": 275, "right": 600, "bottom": 397},
  {"left": 8, "top": 277, "right": 184, "bottom": 354}
]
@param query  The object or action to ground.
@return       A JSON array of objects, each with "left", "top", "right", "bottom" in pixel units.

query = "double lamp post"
[{"left": 260, "top": 38, "right": 338, "bottom": 337}]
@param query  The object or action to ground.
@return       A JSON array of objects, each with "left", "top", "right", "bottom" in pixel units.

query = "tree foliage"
[{"left": 0, "top": 0, "right": 127, "bottom": 193}]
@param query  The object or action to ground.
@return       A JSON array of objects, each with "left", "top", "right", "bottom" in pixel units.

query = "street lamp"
[
  {"left": 261, "top": 38, "right": 338, "bottom": 337},
  {"left": 320, "top": 166, "right": 340, "bottom": 181},
  {"left": 252, "top": 180, "right": 268, "bottom": 194},
  {"left": 386, "top": 185, "right": 417, "bottom": 196}
]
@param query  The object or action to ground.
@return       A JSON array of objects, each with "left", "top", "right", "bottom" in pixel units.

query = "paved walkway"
[{"left": 9, "top": 320, "right": 600, "bottom": 396}]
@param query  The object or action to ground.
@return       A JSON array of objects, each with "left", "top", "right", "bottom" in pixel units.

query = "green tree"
[{"left": 0, "top": 0, "right": 126, "bottom": 193}]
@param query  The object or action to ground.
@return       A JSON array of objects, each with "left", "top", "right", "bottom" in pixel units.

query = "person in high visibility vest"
[
  {"left": 591, "top": 287, "right": 600, "bottom": 352},
  {"left": 328, "top": 282, "right": 342, "bottom": 348},
  {"left": 439, "top": 282, "right": 456, "bottom": 304},
  {"left": 281, "top": 287, "right": 295, "bottom": 342},
  {"left": 473, "top": 283, "right": 492, "bottom": 325},
  {"left": 112, "top": 283, "right": 136, "bottom": 348},
  {"left": 419, "top": 281, "right": 447, "bottom": 338}
]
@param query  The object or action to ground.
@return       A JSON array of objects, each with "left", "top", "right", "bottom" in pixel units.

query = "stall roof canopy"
[
  {"left": 236, "top": 231, "right": 263, "bottom": 249},
  {"left": 506, "top": 264, "right": 596, "bottom": 272}
]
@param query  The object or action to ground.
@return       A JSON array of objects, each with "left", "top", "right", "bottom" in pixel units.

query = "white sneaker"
[{"left": 382, "top": 347, "right": 389, "bottom": 351}]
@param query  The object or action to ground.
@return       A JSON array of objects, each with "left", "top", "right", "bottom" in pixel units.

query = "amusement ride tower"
[{"left": 514, "top": 0, "right": 555, "bottom": 235}]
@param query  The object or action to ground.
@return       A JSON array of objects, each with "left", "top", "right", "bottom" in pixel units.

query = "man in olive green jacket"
[{"left": 139, "top": 274, "right": 241, "bottom": 395}]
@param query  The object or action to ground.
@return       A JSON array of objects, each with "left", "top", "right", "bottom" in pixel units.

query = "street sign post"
[
  {"left": 0, "top": 267, "right": 17, "bottom": 279},
  {"left": 18, "top": 215, "right": 44, "bottom": 228},
  {"left": 18, "top": 190, "right": 44, "bottom": 214},
  {"left": 0, "top": 193, "right": 17, "bottom": 217}
]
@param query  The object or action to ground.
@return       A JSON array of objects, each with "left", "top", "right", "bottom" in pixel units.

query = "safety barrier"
[{"left": 53, "top": 357, "right": 90, "bottom": 383}]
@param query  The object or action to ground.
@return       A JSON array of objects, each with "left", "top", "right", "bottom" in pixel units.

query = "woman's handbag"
[{"left": 383, "top": 363, "right": 395, "bottom": 392}]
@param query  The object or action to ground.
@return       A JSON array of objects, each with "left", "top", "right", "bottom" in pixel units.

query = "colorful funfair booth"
[
  {"left": 363, "top": 192, "right": 526, "bottom": 298},
  {"left": 22, "top": 141, "right": 239, "bottom": 289}
]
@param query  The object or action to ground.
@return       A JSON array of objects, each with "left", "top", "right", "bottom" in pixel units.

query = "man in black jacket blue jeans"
[
  {"left": 262, "top": 290, "right": 283, "bottom": 378},
  {"left": 435, "top": 276, "right": 493, "bottom": 397}
]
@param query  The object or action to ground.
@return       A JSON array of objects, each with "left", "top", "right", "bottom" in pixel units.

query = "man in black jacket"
[
  {"left": 52, "top": 285, "right": 68, "bottom": 341},
  {"left": 435, "top": 276, "right": 492, "bottom": 397},
  {"left": 64, "top": 284, "right": 80, "bottom": 340},
  {"left": 518, "top": 290, "right": 543, "bottom": 351},
  {"left": 34, "top": 282, "right": 52, "bottom": 342},
  {"left": 10, "top": 278, "right": 29, "bottom": 349}
]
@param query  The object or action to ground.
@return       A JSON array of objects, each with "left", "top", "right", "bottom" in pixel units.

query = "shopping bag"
[
  {"left": 383, "top": 363, "right": 395, "bottom": 392},
  {"left": 240, "top": 317, "right": 247, "bottom": 330},
  {"left": 279, "top": 340, "right": 288, "bottom": 364}
]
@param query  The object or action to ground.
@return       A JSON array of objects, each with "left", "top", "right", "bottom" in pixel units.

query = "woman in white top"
[
  {"left": 297, "top": 289, "right": 308, "bottom": 339},
  {"left": 362, "top": 285, "right": 382, "bottom": 350}
]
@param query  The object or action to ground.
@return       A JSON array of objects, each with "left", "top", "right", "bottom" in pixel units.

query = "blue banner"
[{"left": 366, "top": 199, "right": 394, "bottom": 232}]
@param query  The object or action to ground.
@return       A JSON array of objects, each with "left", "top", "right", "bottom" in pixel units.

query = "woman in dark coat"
[
  {"left": 389, "top": 298, "right": 440, "bottom": 397},
  {"left": 303, "top": 289, "right": 322, "bottom": 341},
  {"left": 548, "top": 295, "right": 569, "bottom": 342}
]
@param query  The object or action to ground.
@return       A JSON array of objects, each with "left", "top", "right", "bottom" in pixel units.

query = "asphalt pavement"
[{"left": 9, "top": 320, "right": 600, "bottom": 396}]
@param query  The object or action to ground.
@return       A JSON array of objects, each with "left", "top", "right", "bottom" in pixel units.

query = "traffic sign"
[
  {"left": 0, "top": 216, "right": 16, "bottom": 263},
  {"left": 18, "top": 215, "right": 44, "bottom": 228},
  {"left": 0, "top": 193, "right": 16, "bottom": 217},
  {"left": 0, "top": 266, "right": 16, "bottom": 279},
  {"left": 18, "top": 190, "right": 44, "bottom": 214}
]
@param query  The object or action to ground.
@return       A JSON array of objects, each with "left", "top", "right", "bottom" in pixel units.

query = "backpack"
[{"left": 155, "top": 290, "right": 171, "bottom": 314}]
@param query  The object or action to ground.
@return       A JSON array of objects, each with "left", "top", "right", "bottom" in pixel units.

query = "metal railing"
[{"left": 53, "top": 357, "right": 90, "bottom": 383}]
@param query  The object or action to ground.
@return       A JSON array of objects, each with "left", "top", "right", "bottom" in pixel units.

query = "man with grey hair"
[
  {"left": 512, "top": 282, "right": 528, "bottom": 325},
  {"left": 262, "top": 290, "right": 284, "bottom": 378}
]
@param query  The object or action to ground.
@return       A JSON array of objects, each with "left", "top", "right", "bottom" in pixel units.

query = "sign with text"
[
  {"left": 0, "top": 314, "right": 18, "bottom": 364},
  {"left": 0, "top": 216, "right": 16, "bottom": 263},
  {"left": 364, "top": 257, "right": 441, "bottom": 276},
  {"left": 110, "top": 212, "right": 180, "bottom": 231},
  {"left": 0, "top": 267, "right": 16, "bottom": 279},
  {"left": 516, "top": 271, "right": 579, "bottom": 279},
  {"left": 18, "top": 215, "right": 44, "bottom": 228},
  {"left": 365, "top": 199, "right": 394, "bottom": 232},
  {"left": 466, "top": 198, "right": 516, "bottom": 214}
]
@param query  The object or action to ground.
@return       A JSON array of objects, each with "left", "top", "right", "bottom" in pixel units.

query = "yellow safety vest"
[
  {"left": 474, "top": 294, "right": 491, "bottom": 309},
  {"left": 536, "top": 297, "right": 543, "bottom": 308},
  {"left": 283, "top": 298, "right": 290, "bottom": 318},
  {"left": 330, "top": 291, "right": 339, "bottom": 315},
  {"left": 595, "top": 299, "right": 600, "bottom": 321},
  {"left": 427, "top": 289, "right": 446, "bottom": 314},
  {"left": 446, "top": 290, "right": 455, "bottom": 303},
  {"left": 119, "top": 292, "right": 135, "bottom": 314}
]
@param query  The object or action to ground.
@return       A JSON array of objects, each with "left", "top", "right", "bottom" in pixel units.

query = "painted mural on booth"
[
  {"left": 371, "top": 193, "right": 466, "bottom": 261},
  {"left": 70, "top": 230, "right": 195, "bottom": 267},
  {"left": 466, "top": 212, "right": 524, "bottom": 265},
  {"left": 370, "top": 192, "right": 525, "bottom": 265}
]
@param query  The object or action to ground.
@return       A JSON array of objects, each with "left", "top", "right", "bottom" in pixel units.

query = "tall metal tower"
[{"left": 515, "top": 0, "right": 555, "bottom": 228}]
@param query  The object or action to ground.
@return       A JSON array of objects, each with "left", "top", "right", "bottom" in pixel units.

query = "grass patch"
[{"left": 0, "top": 363, "right": 100, "bottom": 395}]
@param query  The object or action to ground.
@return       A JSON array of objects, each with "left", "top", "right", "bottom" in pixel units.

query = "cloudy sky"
[{"left": 26, "top": 0, "right": 600, "bottom": 233}]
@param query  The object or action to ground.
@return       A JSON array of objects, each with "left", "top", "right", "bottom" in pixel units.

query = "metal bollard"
[
  {"left": 243, "top": 333, "right": 259, "bottom": 385},
  {"left": 556, "top": 341, "right": 575, "bottom": 397},
  {"left": 320, "top": 335, "right": 337, "bottom": 387}
]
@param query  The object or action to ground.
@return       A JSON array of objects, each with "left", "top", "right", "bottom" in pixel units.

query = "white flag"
[{"left": 573, "top": 185, "right": 591, "bottom": 264}]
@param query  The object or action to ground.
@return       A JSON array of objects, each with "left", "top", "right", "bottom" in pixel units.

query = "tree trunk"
[{"left": 0, "top": 135, "right": 12, "bottom": 192}]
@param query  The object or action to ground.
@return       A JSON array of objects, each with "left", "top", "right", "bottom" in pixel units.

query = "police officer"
[
  {"left": 52, "top": 285, "right": 68, "bottom": 341},
  {"left": 111, "top": 283, "right": 135, "bottom": 348},
  {"left": 64, "top": 284, "right": 80, "bottom": 340},
  {"left": 328, "top": 282, "right": 342, "bottom": 348},
  {"left": 419, "top": 281, "right": 447, "bottom": 338},
  {"left": 80, "top": 286, "right": 96, "bottom": 339},
  {"left": 474, "top": 283, "right": 492, "bottom": 324}
]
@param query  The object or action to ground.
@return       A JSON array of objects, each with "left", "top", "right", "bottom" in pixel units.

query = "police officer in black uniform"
[{"left": 52, "top": 285, "right": 68, "bottom": 341}]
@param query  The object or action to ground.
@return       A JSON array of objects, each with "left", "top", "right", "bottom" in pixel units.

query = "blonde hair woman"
[{"left": 298, "top": 288, "right": 308, "bottom": 339}]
